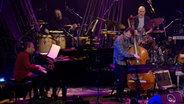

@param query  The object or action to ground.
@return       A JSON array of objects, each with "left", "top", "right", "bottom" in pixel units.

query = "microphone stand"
[
  {"left": 65, "top": 6, "right": 83, "bottom": 20},
  {"left": 65, "top": 5, "right": 83, "bottom": 47},
  {"left": 147, "top": 0, "right": 156, "bottom": 15},
  {"left": 100, "top": 0, "right": 117, "bottom": 48},
  {"left": 103, "top": 0, "right": 117, "bottom": 17}
]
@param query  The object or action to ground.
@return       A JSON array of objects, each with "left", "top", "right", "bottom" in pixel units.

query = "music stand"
[
  {"left": 127, "top": 64, "right": 152, "bottom": 74},
  {"left": 127, "top": 64, "right": 153, "bottom": 103}
]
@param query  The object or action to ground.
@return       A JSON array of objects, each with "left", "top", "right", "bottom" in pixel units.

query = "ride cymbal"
[{"left": 144, "top": 17, "right": 164, "bottom": 29}]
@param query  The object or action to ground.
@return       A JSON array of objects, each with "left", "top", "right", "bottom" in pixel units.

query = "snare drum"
[{"left": 38, "top": 35, "right": 53, "bottom": 53}]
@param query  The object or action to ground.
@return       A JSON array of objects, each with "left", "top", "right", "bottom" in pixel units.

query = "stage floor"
[{"left": 2, "top": 86, "right": 184, "bottom": 104}]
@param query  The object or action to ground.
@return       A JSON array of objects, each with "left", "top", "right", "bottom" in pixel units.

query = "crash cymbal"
[
  {"left": 144, "top": 17, "right": 164, "bottom": 29},
  {"left": 97, "top": 17, "right": 125, "bottom": 29}
]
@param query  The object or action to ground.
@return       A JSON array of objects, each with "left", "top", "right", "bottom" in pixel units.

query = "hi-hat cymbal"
[
  {"left": 97, "top": 17, "right": 125, "bottom": 29},
  {"left": 144, "top": 17, "right": 164, "bottom": 29}
]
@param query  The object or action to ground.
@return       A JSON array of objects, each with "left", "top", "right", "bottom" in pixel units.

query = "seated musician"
[
  {"left": 128, "top": 6, "right": 154, "bottom": 51},
  {"left": 44, "top": 8, "right": 78, "bottom": 48},
  {"left": 13, "top": 41, "right": 47, "bottom": 100},
  {"left": 113, "top": 27, "right": 140, "bottom": 102}
]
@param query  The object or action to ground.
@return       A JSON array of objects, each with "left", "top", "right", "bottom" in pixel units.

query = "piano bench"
[{"left": 6, "top": 79, "right": 32, "bottom": 102}]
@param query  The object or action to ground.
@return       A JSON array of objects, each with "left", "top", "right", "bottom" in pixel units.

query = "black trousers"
[
  {"left": 22, "top": 70, "right": 46, "bottom": 98},
  {"left": 114, "top": 64, "right": 127, "bottom": 98}
]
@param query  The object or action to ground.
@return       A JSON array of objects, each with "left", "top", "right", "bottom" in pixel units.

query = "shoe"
[
  {"left": 38, "top": 94, "right": 48, "bottom": 100},
  {"left": 51, "top": 94, "right": 58, "bottom": 100},
  {"left": 29, "top": 96, "right": 38, "bottom": 103}
]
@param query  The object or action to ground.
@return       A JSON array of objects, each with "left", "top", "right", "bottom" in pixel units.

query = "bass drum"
[
  {"left": 38, "top": 35, "right": 53, "bottom": 53},
  {"left": 52, "top": 35, "right": 66, "bottom": 49}
]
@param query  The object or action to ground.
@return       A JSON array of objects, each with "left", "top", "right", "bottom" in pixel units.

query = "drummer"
[
  {"left": 128, "top": 6, "right": 154, "bottom": 50},
  {"left": 45, "top": 8, "right": 78, "bottom": 32},
  {"left": 44, "top": 8, "right": 78, "bottom": 48}
]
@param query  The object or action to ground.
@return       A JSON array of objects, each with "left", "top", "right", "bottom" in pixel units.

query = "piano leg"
[{"left": 52, "top": 81, "right": 67, "bottom": 101}]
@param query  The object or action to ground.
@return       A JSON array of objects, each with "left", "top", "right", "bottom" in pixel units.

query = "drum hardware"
[
  {"left": 96, "top": 17, "right": 125, "bottom": 48},
  {"left": 97, "top": 17, "right": 126, "bottom": 30},
  {"left": 99, "top": 29, "right": 120, "bottom": 48},
  {"left": 151, "top": 30, "right": 165, "bottom": 34}
]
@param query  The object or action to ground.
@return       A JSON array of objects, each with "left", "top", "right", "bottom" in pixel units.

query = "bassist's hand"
[
  {"left": 133, "top": 54, "right": 140, "bottom": 59},
  {"left": 134, "top": 30, "right": 139, "bottom": 36}
]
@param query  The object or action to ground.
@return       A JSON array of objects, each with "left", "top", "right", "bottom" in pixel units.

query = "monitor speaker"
[{"left": 148, "top": 92, "right": 183, "bottom": 104}]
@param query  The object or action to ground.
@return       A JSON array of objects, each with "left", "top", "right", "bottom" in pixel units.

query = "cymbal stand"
[
  {"left": 149, "top": 38, "right": 158, "bottom": 65},
  {"left": 95, "top": 55, "right": 102, "bottom": 104},
  {"left": 61, "top": 28, "right": 78, "bottom": 47}
]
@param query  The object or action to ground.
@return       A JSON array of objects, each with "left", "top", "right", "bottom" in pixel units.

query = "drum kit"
[{"left": 97, "top": 17, "right": 183, "bottom": 66}]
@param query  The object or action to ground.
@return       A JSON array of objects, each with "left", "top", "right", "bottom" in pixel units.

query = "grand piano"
[
  {"left": 54, "top": 46, "right": 113, "bottom": 85},
  {"left": 35, "top": 46, "right": 114, "bottom": 99}
]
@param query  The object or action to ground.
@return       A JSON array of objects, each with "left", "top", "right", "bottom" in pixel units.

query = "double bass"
[{"left": 127, "top": 16, "right": 154, "bottom": 91}]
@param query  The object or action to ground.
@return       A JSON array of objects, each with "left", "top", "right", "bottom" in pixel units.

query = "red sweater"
[{"left": 14, "top": 51, "right": 37, "bottom": 81}]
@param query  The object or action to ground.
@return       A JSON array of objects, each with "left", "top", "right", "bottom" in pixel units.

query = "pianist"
[{"left": 13, "top": 41, "right": 47, "bottom": 100}]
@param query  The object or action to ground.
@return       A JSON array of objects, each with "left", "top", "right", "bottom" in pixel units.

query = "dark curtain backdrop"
[
  {"left": 0, "top": 0, "right": 184, "bottom": 79},
  {"left": 0, "top": 0, "right": 39, "bottom": 79}
]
